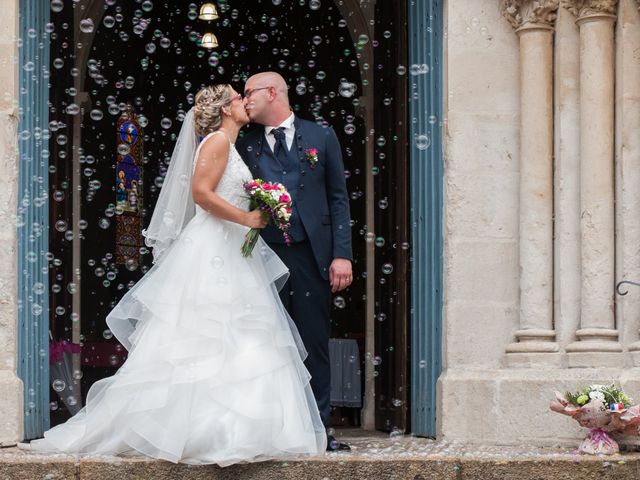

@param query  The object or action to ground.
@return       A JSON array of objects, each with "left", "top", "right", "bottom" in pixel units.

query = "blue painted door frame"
[
  {"left": 17, "top": 0, "right": 51, "bottom": 439},
  {"left": 409, "top": 0, "right": 444, "bottom": 437}
]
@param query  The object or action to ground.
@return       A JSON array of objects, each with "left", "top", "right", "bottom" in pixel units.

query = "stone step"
[{"left": 2, "top": 431, "right": 640, "bottom": 480}]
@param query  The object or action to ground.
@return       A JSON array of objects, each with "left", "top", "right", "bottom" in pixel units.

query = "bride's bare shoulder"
[{"left": 197, "top": 132, "right": 231, "bottom": 161}]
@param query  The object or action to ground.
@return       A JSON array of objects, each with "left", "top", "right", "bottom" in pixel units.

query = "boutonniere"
[{"left": 304, "top": 148, "right": 319, "bottom": 169}]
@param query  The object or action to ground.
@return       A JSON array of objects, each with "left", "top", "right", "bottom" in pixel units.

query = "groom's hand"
[{"left": 329, "top": 258, "right": 352, "bottom": 293}]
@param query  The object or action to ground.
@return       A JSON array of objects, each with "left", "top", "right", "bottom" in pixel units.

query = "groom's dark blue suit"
[{"left": 236, "top": 115, "right": 352, "bottom": 427}]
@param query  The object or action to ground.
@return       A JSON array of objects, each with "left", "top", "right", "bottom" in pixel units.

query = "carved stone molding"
[
  {"left": 561, "top": 0, "right": 618, "bottom": 18},
  {"left": 502, "top": 0, "right": 560, "bottom": 30}
]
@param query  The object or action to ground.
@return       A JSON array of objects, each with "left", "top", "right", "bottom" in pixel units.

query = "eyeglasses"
[{"left": 243, "top": 86, "right": 271, "bottom": 98}]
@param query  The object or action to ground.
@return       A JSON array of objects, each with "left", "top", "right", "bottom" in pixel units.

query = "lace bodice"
[{"left": 194, "top": 132, "right": 252, "bottom": 212}]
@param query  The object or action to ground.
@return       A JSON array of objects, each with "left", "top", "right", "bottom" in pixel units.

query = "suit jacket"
[{"left": 236, "top": 116, "right": 353, "bottom": 280}]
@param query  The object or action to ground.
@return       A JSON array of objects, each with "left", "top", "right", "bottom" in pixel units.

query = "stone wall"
[{"left": 439, "top": 0, "right": 640, "bottom": 445}]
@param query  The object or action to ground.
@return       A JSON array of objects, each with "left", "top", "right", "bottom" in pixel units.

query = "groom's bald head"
[
  {"left": 248, "top": 72, "right": 288, "bottom": 97},
  {"left": 243, "top": 71, "right": 291, "bottom": 125}
]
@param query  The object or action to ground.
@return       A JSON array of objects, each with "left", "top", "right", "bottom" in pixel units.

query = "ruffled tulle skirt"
[{"left": 30, "top": 211, "right": 327, "bottom": 465}]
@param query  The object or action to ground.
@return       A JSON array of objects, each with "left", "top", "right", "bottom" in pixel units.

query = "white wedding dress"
[{"left": 30, "top": 132, "right": 327, "bottom": 465}]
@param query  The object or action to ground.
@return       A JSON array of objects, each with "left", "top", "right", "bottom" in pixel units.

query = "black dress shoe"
[{"left": 326, "top": 435, "right": 351, "bottom": 451}]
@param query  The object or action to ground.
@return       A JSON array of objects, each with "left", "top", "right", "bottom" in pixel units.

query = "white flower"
[
  {"left": 589, "top": 391, "right": 605, "bottom": 402},
  {"left": 277, "top": 206, "right": 290, "bottom": 220},
  {"left": 590, "top": 384, "right": 606, "bottom": 391}
]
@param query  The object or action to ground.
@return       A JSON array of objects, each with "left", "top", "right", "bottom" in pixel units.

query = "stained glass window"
[{"left": 115, "top": 105, "right": 143, "bottom": 267}]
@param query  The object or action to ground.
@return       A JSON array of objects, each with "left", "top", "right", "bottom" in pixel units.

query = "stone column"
[
  {"left": 617, "top": 0, "right": 640, "bottom": 364},
  {"left": 564, "top": 0, "right": 623, "bottom": 366},
  {"left": 502, "top": 0, "right": 561, "bottom": 365},
  {"left": 0, "top": 0, "right": 23, "bottom": 446},
  {"left": 553, "top": 4, "right": 581, "bottom": 350}
]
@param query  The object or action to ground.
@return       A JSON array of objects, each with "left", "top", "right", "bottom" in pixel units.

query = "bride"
[{"left": 26, "top": 85, "right": 327, "bottom": 465}]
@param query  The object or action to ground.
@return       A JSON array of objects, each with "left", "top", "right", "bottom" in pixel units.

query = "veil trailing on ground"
[{"left": 143, "top": 108, "right": 198, "bottom": 263}]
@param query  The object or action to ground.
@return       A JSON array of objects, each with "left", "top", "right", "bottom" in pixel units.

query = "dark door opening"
[{"left": 46, "top": 0, "right": 409, "bottom": 433}]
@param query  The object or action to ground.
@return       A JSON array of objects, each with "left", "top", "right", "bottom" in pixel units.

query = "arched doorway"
[{"left": 17, "top": 0, "right": 442, "bottom": 439}]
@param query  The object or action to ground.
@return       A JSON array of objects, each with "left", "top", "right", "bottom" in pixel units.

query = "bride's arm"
[{"left": 192, "top": 135, "right": 266, "bottom": 228}]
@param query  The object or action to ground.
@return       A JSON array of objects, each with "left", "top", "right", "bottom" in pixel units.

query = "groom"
[{"left": 237, "top": 72, "right": 353, "bottom": 451}]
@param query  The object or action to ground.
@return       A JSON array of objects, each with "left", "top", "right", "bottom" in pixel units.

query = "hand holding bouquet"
[{"left": 241, "top": 179, "right": 293, "bottom": 257}]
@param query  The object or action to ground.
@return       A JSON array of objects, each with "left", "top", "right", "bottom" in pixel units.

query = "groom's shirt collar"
[{"left": 264, "top": 113, "right": 295, "bottom": 151}]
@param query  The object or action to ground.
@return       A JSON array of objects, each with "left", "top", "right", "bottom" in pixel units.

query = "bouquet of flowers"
[
  {"left": 241, "top": 179, "right": 292, "bottom": 257},
  {"left": 550, "top": 383, "right": 640, "bottom": 454},
  {"left": 564, "top": 384, "right": 632, "bottom": 411}
]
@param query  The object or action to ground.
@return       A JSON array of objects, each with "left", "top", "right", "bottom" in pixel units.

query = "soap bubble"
[
  {"left": 79, "top": 19, "right": 94, "bottom": 33},
  {"left": 163, "top": 211, "right": 175, "bottom": 226},
  {"left": 52, "top": 379, "right": 65, "bottom": 392},
  {"left": 50, "top": 0, "right": 64, "bottom": 13},
  {"left": 415, "top": 134, "right": 431, "bottom": 150},
  {"left": 90, "top": 109, "right": 103, "bottom": 121},
  {"left": 211, "top": 256, "right": 224, "bottom": 269},
  {"left": 65, "top": 104, "right": 80, "bottom": 115},
  {"left": 338, "top": 82, "right": 357, "bottom": 98},
  {"left": 409, "top": 64, "right": 429, "bottom": 75}
]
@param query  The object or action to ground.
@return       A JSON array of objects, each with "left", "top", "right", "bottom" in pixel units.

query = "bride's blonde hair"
[{"left": 193, "top": 84, "right": 233, "bottom": 137}]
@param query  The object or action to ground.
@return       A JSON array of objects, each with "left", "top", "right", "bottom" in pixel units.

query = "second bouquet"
[{"left": 241, "top": 179, "right": 293, "bottom": 257}]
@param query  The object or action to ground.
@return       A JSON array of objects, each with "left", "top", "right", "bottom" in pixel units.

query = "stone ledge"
[
  {"left": 3, "top": 433, "right": 640, "bottom": 479},
  {"left": 438, "top": 368, "right": 640, "bottom": 445}
]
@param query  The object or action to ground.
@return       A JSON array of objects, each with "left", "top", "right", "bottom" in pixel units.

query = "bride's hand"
[{"left": 244, "top": 210, "right": 268, "bottom": 228}]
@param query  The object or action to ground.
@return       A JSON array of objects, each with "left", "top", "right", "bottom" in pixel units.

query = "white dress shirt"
[{"left": 264, "top": 113, "right": 295, "bottom": 153}]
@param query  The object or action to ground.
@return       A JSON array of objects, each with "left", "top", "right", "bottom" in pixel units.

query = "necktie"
[{"left": 270, "top": 127, "right": 288, "bottom": 167}]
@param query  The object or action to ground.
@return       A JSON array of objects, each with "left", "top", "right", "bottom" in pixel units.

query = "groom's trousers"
[{"left": 268, "top": 240, "right": 332, "bottom": 427}]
